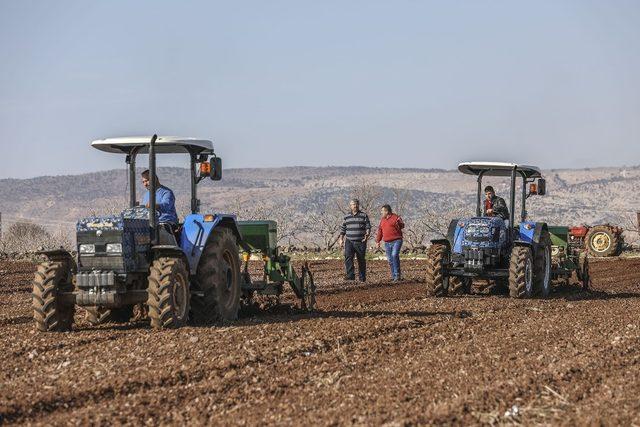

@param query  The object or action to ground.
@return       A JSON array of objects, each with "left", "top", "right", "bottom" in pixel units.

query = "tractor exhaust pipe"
[{"left": 149, "top": 134, "right": 158, "bottom": 245}]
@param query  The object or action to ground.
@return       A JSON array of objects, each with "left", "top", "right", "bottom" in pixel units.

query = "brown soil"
[{"left": 1, "top": 258, "right": 639, "bottom": 425}]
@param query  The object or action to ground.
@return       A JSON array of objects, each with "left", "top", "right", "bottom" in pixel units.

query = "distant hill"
[{"left": 1, "top": 165, "right": 638, "bottom": 246}]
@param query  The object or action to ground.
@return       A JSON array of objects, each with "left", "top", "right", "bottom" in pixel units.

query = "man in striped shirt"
[{"left": 338, "top": 199, "right": 371, "bottom": 282}]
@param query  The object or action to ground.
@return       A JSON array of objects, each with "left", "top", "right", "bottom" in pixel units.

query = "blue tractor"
[
  {"left": 33, "top": 135, "right": 248, "bottom": 331},
  {"left": 425, "top": 162, "right": 552, "bottom": 298}
]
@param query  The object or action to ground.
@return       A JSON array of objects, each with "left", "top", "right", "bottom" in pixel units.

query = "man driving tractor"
[
  {"left": 141, "top": 169, "right": 178, "bottom": 224},
  {"left": 483, "top": 185, "right": 509, "bottom": 220}
]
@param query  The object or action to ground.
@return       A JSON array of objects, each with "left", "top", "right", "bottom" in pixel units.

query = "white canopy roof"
[
  {"left": 91, "top": 136, "right": 213, "bottom": 154},
  {"left": 458, "top": 162, "right": 542, "bottom": 178}
]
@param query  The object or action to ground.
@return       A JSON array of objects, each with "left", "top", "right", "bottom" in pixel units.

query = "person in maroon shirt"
[{"left": 375, "top": 204, "right": 405, "bottom": 282}]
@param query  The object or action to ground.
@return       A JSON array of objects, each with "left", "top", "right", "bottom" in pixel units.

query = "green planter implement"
[
  {"left": 548, "top": 225, "right": 590, "bottom": 290},
  {"left": 238, "top": 221, "right": 316, "bottom": 310}
]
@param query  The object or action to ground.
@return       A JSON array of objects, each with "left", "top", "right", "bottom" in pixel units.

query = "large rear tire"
[
  {"left": 534, "top": 231, "right": 552, "bottom": 297},
  {"left": 32, "top": 261, "right": 75, "bottom": 332},
  {"left": 426, "top": 243, "right": 449, "bottom": 297},
  {"left": 585, "top": 225, "right": 620, "bottom": 257},
  {"left": 147, "top": 257, "right": 190, "bottom": 329},
  {"left": 509, "top": 246, "right": 534, "bottom": 299},
  {"left": 192, "top": 227, "right": 241, "bottom": 323}
]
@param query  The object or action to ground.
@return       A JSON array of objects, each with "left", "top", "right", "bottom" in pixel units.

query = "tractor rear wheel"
[
  {"left": 32, "top": 261, "right": 75, "bottom": 332},
  {"left": 85, "top": 306, "right": 134, "bottom": 325},
  {"left": 534, "top": 231, "right": 552, "bottom": 297},
  {"left": 449, "top": 277, "right": 472, "bottom": 295},
  {"left": 426, "top": 243, "right": 449, "bottom": 297},
  {"left": 147, "top": 257, "right": 190, "bottom": 329},
  {"left": 301, "top": 263, "right": 317, "bottom": 311},
  {"left": 577, "top": 252, "right": 590, "bottom": 290},
  {"left": 585, "top": 225, "right": 620, "bottom": 257},
  {"left": 192, "top": 227, "right": 241, "bottom": 323},
  {"left": 509, "top": 246, "right": 534, "bottom": 299}
]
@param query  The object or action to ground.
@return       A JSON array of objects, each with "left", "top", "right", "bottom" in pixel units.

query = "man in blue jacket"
[{"left": 141, "top": 169, "right": 179, "bottom": 224}]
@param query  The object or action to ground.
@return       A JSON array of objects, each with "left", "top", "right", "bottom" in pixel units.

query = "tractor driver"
[
  {"left": 141, "top": 169, "right": 179, "bottom": 225},
  {"left": 483, "top": 186, "right": 509, "bottom": 221}
]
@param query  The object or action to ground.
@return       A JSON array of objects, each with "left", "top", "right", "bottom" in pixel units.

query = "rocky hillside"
[{"left": 1, "top": 165, "right": 638, "bottom": 246}]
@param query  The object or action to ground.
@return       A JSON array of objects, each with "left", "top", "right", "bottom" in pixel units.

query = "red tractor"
[{"left": 569, "top": 224, "right": 624, "bottom": 257}]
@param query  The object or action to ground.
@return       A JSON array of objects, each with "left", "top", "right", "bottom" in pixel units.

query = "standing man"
[
  {"left": 483, "top": 185, "right": 509, "bottom": 221},
  {"left": 375, "top": 204, "right": 404, "bottom": 282},
  {"left": 339, "top": 199, "right": 371, "bottom": 282}
]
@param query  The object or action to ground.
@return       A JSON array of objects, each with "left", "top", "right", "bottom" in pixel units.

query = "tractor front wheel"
[
  {"left": 32, "top": 261, "right": 75, "bottom": 332},
  {"left": 147, "top": 257, "right": 190, "bottom": 329},
  {"left": 509, "top": 246, "right": 534, "bottom": 299},
  {"left": 426, "top": 243, "right": 449, "bottom": 297},
  {"left": 192, "top": 227, "right": 241, "bottom": 323}
]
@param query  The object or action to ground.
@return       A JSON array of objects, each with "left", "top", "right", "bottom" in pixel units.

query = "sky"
[{"left": 1, "top": 0, "right": 639, "bottom": 179}]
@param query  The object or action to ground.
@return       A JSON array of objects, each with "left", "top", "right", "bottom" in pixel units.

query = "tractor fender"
[
  {"left": 36, "top": 249, "right": 76, "bottom": 271},
  {"left": 446, "top": 219, "right": 459, "bottom": 247},
  {"left": 429, "top": 238, "right": 450, "bottom": 249},
  {"left": 512, "top": 240, "right": 533, "bottom": 249},
  {"left": 532, "top": 222, "right": 548, "bottom": 245},
  {"left": 150, "top": 245, "right": 190, "bottom": 273},
  {"left": 517, "top": 221, "right": 547, "bottom": 246},
  {"left": 36, "top": 249, "right": 74, "bottom": 262},
  {"left": 179, "top": 213, "right": 241, "bottom": 273},
  {"left": 430, "top": 219, "right": 462, "bottom": 252}
]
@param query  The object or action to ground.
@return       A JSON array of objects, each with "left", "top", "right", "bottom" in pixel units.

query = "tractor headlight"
[
  {"left": 79, "top": 244, "right": 95, "bottom": 254},
  {"left": 106, "top": 243, "right": 123, "bottom": 254}
]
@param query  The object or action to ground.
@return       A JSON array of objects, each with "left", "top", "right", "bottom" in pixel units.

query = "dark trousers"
[{"left": 344, "top": 239, "right": 367, "bottom": 280}]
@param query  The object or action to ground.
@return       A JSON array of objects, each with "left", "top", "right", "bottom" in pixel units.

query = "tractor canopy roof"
[
  {"left": 91, "top": 136, "right": 213, "bottom": 155},
  {"left": 458, "top": 162, "right": 542, "bottom": 179}
]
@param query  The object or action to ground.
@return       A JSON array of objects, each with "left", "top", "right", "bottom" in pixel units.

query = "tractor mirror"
[
  {"left": 210, "top": 157, "right": 222, "bottom": 181},
  {"left": 537, "top": 178, "right": 546, "bottom": 196}
]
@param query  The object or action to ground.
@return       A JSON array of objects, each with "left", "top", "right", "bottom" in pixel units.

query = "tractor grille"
[{"left": 78, "top": 255, "right": 124, "bottom": 271}]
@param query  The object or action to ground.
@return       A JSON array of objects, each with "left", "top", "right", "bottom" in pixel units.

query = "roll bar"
[{"left": 149, "top": 135, "right": 159, "bottom": 245}]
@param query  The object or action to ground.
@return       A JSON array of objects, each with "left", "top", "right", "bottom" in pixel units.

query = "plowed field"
[{"left": 1, "top": 258, "right": 639, "bottom": 425}]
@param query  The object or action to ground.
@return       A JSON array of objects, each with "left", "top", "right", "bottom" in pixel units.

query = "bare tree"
[
  {"left": 0, "top": 221, "right": 52, "bottom": 253},
  {"left": 389, "top": 186, "right": 410, "bottom": 216},
  {"left": 336, "top": 178, "right": 382, "bottom": 216},
  {"left": 229, "top": 199, "right": 302, "bottom": 246},
  {"left": 403, "top": 200, "right": 470, "bottom": 249},
  {"left": 617, "top": 211, "right": 640, "bottom": 248},
  {"left": 302, "top": 200, "right": 344, "bottom": 251}
]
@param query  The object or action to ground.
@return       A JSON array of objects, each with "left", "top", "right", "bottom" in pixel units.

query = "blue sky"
[{"left": 1, "top": 1, "right": 639, "bottom": 178}]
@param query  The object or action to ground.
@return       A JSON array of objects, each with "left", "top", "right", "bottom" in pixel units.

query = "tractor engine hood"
[
  {"left": 453, "top": 217, "right": 508, "bottom": 253},
  {"left": 76, "top": 207, "right": 153, "bottom": 273},
  {"left": 462, "top": 217, "right": 503, "bottom": 241}
]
